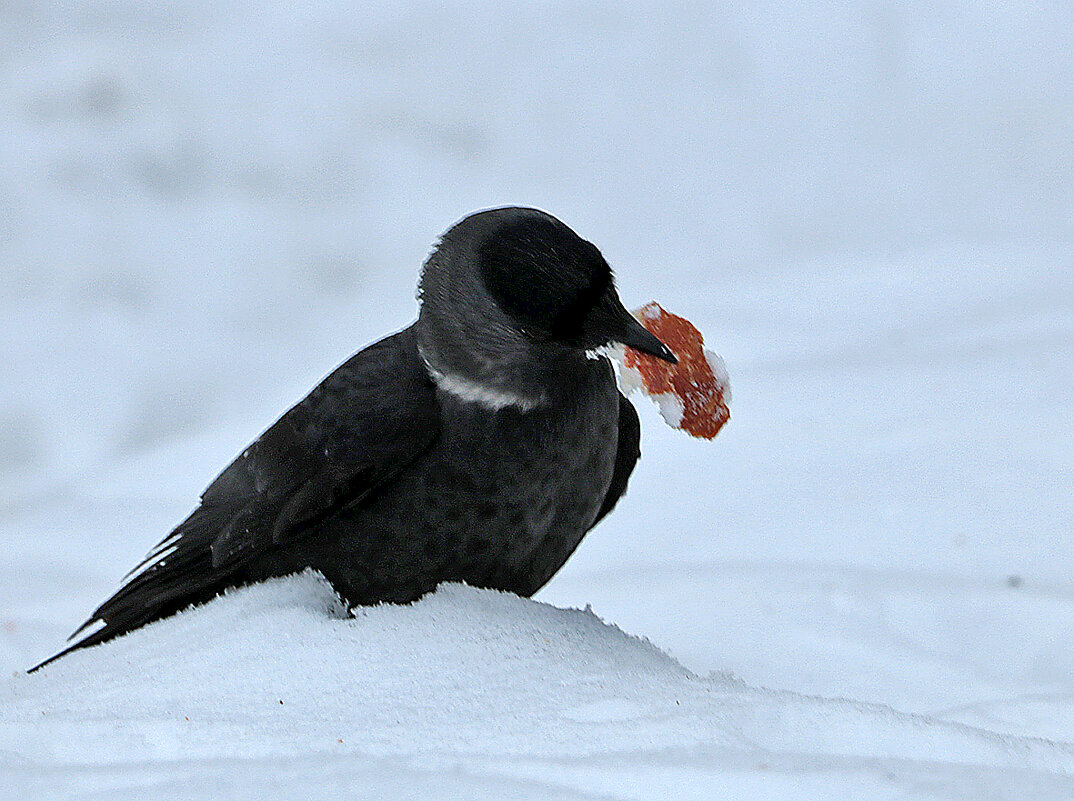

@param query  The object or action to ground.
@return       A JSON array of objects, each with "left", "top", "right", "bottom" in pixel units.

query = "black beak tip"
[
  {"left": 644, "top": 342, "right": 677, "bottom": 364},
  {"left": 593, "top": 292, "right": 679, "bottom": 365},
  {"left": 615, "top": 313, "right": 678, "bottom": 365},
  {"left": 624, "top": 332, "right": 678, "bottom": 364}
]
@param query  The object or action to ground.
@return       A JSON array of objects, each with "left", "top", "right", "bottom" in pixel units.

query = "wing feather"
[
  {"left": 589, "top": 391, "right": 641, "bottom": 530},
  {"left": 30, "top": 326, "right": 438, "bottom": 672}
]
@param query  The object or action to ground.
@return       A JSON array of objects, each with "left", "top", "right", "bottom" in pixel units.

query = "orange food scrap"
[{"left": 623, "top": 302, "right": 730, "bottom": 439}]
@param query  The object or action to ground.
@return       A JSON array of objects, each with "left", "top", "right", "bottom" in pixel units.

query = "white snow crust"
[
  {"left": 3, "top": 0, "right": 1074, "bottom": 797},
  {"left": 8, "top": 573, "right": 1074, "bottom": 800},
  {"left": 704, "top": 348, "right": 731, "bottom": 404},
  {"left": 652, "top": 391, "right": 686, "bottom": 428}
]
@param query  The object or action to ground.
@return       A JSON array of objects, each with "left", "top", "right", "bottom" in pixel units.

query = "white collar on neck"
[{"left": 420, "top": 351, "right": 541, "bottom": 412}]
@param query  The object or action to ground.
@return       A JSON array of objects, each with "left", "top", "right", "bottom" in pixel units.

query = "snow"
[
  {"left": 3, "top": 0, "right": 1074, "bottom": 797},
  {"left": 652, "top": 391, "right": 686, "bottom": 429},
  {"left": 704, "top": 349, "right": 731, "bottom": 405},
  {"left": 8, "top": 573, "right": 1074, "bottom": 800}
]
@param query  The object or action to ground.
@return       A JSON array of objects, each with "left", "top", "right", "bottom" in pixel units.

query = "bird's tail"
[{"left": 29, "top": 504, "right": 241, "bottom": 673}]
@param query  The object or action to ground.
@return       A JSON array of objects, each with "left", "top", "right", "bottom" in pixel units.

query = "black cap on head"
[
  {"left": 477, "top": 211, "right": 610, "bottom": 340},
  {"left": 471, "top": 208, "right": 676, "bottom": 362}
]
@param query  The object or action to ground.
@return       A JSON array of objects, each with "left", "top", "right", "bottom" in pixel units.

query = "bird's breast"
[
  {"left": 307, "top": 362, "right": 621, "bottom": 604},
  {"left": 430, "top": 379, "right": 619, "bottom": 594}
]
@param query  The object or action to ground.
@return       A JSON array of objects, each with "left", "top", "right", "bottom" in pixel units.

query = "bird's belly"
[{"left": 315, "top": 392, "right": 620, "bottom": 604}]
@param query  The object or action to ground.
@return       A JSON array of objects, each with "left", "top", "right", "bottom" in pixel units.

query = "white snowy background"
[{"left": 2, "top": 0, "right": 1074, "bottom": 798}]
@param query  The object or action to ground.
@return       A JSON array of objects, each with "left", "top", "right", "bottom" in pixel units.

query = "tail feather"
[{"left": 29, "top": 504, "right": 241, "bottom": 673}]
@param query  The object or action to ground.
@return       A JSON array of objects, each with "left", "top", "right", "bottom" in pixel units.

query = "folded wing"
[{"left": 30, "top": 326, "right": 439, "bottom": 671}]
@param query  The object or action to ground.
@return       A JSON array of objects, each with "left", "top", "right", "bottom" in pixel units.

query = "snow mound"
[{"left": 5, "top": 572, "right": 1074, "bottom": 799}]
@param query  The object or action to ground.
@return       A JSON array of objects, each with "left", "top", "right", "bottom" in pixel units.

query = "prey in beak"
[{"left": 584, "top": 285, "right": 678, "bottom": 364}]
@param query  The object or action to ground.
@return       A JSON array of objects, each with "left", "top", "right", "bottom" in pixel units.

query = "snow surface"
[
  {"left": 3, "top": 0, "right": 1074, "bottom": 798},
  {"left": 7, "top": 574, "right": 1074, "bottom": 800}
]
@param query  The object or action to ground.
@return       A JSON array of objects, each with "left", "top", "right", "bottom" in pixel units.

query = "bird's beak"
[{"left": 586, "top": 286, "right": 677, "bottom": 364}]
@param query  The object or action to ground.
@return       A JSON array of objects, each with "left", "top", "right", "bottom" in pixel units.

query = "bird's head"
[{"left": 417, "top": 208, "right": 675, "bottom": 398}]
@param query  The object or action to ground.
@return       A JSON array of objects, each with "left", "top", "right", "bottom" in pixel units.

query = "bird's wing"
[
  {"left": 589, "top": 391, "right": 641, "bottom": 530},
  {"left": 30, "top": 326, "right": 438, "bottom": 671},
  {"left": 205, "top": 328, "right": 439, "bottom": 569}
]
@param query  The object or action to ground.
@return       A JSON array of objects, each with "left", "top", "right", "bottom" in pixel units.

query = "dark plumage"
[{"left": 30, "top": 207, "right": 675, "bottom": 672}]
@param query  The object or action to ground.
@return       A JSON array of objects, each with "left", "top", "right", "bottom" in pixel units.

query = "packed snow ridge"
[{"left": 6, "top": 572, "right": 1074, "bottom": 800}]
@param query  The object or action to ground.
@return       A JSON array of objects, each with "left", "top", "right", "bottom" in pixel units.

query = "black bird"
[{"left": 30, "top": 207, "right": 676, "bottom": 672}]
